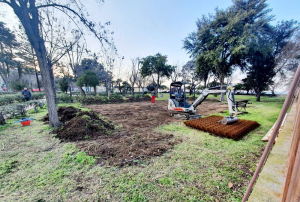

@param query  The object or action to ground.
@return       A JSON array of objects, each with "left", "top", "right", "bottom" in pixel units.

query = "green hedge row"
[
  {"left": 0, "top": 92, "right": 152, "bottom": 107},
  {"left": 0, "top": 93, "right": 45, "bottom": 106},
  {"left": 78, "top": 94, "right": 151, "bottom": 105}
]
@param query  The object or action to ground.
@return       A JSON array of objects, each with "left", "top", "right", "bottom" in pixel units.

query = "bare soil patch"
[{"left": 43, "top": 100, "right": 228, "bottom": 166}]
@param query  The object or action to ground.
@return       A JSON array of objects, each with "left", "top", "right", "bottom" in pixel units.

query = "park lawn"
[{"left": 0, "top": 96, "right": 284, "bottom": 201}]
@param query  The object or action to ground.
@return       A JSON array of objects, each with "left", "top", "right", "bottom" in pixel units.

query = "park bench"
[{"left": 234, "top": 99, "right": 251, "bottom": 113}]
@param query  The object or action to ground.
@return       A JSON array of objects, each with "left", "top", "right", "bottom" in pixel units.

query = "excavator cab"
[{"left": 168, "top": 82, "right": 194, "bottom": 119}]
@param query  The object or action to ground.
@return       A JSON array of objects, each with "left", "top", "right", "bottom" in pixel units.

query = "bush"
[
  {"left": 0, "top": 92, "right": 18, "bottom": 95},
  {"left": 31, "top": 92, "right": 45, "bottom": 100},
  {"left": 109, "top": 93, "right": 123, "bottom": 103},
  {"left": 78, "top": 96, "right": 109, "bottom": 105},
  {"left": 0, "top": 94, "right": 22, "bottom": 106},
  {"left": 11, "top": 81, "right": 27, "bottom": 91},
  {"left": 128, "top": 94, "right": 151, "bottom": 102},
  {"left": 56, "top": 93, "right": 73, "bottom": 103},
  {"left": 98, "top": 93, "right": 107, "bottom": 97},
  {"left": 0, "top": 92, "right": 45, "bottom": 106}
]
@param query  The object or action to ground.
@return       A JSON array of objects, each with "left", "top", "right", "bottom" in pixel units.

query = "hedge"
[{"left": 0, "top": 92, "right": 45, "bottom": 106}]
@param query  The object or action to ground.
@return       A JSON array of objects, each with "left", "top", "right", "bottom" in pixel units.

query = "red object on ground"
[
  {"left": 32, "top": 88, "right": 43, "bottom": 92},
  {"left": 151, "top": 96, "right": 155, "bottom": 103},
  {"left": 21, "top": 120, "right": 31, "bottom": 126}
]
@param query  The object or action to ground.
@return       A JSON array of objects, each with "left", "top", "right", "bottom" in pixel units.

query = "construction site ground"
[
  {"left": 87, "top": 99, "right": 230, "bottom": 131},
  {"left": 0, "top": 95, "right": 286, "bottom": 201}
]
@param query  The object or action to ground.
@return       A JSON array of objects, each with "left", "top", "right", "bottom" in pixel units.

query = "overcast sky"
[{"left": 0, "top": 0, "right": 299, "bottom": 88}]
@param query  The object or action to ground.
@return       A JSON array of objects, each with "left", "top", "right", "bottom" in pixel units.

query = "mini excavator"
[{"left": 168, "top": 81, "right": 238, "bottom": 124}]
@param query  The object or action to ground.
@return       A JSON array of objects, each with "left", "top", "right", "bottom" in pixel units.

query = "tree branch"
[{"left": 35, "top": 3, "right": 106, "bottom": 46}]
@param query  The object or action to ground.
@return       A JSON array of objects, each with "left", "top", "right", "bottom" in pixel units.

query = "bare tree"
[
  {"left": 128, "top": 57, "right": 140, "bottom": 96},
  {"left": 0, "top": 0, "right": 115, "bottom": 127},
  {"left": 64, "top": 34, "right": 87, "bottom": 96},
  {"left": 181, "top": 60, "right": 201, "bottom": 95},
  {"left": 275, "top": 30, "right": 300, "bottom": 74},
  {"left": 170, "top": 61, "right": 182, "bottom": 82},
  {"left": 136, "top": 73, "right": 143, "bottom": 97}
]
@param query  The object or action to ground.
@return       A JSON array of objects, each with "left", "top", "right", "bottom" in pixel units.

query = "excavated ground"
[
  {"left": 43, "top": 100, "right": 231, "bottom": 166},
  {"left": 184, "top": 115, "right": 260, "bottom": 140},
  {"left": 87, "top": 100, "right": 229, "bottom": 131}
]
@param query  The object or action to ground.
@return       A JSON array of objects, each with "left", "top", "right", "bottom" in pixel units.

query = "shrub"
[
  {"left": 0, "top": 94, "right": 21, "bottom": 106},
  {"left": 98, "top": 93, "right": 107, "bottom": 97},
  {"left": 109, "top": 93, "right": 123, "bottom": 103},
  {"left": 56, "top": 93, "right": 73, "bottom": 103},
  {"left": 31, "top": 92, "right": 45, "bottom": 100},
  {"left": 11, "top": 81, "right": 27, "bottom": 91},
  {"left": 0, "top": 92, "right": 45, "bottom": 106},
  {"left": 78, "top": 96, "right": 109, "bottom": 105}
]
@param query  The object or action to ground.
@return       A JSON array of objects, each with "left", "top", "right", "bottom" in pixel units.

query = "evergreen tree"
[{"left": 141, "top": 53, "right": 174, "bottom": 96}]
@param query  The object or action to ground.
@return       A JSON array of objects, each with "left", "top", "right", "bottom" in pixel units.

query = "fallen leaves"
[{"left": 228, "top": 182, "right": 234, "bottom": 189}]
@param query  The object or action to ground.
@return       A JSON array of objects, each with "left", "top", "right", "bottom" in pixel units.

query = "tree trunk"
[
  {"left": 69, "top": 85, "right": 72, "bottom": 99},
  {"left": 156, "top": 75, "right": 160, "bottom": 98},
  {"left": 32, "top": 47, "right": 41, "bottom": 91},
  {"left": 256, "top": 91, "right": 261, "bottom": 101},
  {"left": 107, "top": 81, "right": 111, "bottom": 97},
  {"left": 138, "top": 86, "right": 141, "bottom": 98},
  {"left": 219, "top": 75, "right": 225, "bottom": 101},
  {"left": 79, "top": 86, "right": 86, "bottom": 96},
  {"left": 0, "top": 112, "right": 5, "bottom": 125},
  {"left": 11, "top": 2, "right": 61, "bottom": 127},
  {"left": 94, "top": 86, "right": 97, "bottom": 95},
  {"left": 17, "top": 63, "right": 22, "bottom": 80}
]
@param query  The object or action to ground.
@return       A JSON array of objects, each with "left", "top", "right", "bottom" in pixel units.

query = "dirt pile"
[
  {"left": 53, "top": 111, "right": 115, "bottom": 141},
  {"left": 42, "top": 106, "right": 79, "bottom": 123},
  {"left": 184, "top": 115, "right": 260, "bottom": 140}
]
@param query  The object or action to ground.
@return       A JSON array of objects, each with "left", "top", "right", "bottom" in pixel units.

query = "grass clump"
[{"left": 0, "top": 160, "right": 18, "bottom": 176}]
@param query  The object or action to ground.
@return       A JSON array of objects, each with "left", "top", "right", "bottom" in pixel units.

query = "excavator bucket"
[{"left": 184, "top": 115, "right": 260, "bottom": 140}]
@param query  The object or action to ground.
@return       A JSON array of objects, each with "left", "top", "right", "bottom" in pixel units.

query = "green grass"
[
  {"left": 0, "top": 96, "right": 285, "bottom": 201},
  {"left": 58, "top": 102, "right": 91, "bottom": 111}
]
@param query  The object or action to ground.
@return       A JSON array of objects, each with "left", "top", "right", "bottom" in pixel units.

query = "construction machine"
[{"left": 168, "top": 81, "right": 238, "bottom": 123}]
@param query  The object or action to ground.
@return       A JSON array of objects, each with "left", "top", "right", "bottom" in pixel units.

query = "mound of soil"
[
  {"left": 53, "top": 111, "right": 115, "bottom": 141},
  {"left": 42, "top": 106, "right": 80, "bottom": 123}
]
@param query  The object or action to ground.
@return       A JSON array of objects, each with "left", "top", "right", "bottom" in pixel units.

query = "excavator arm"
[{"left": 188, "top": 85, "right": 238, "bottom": 116}]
